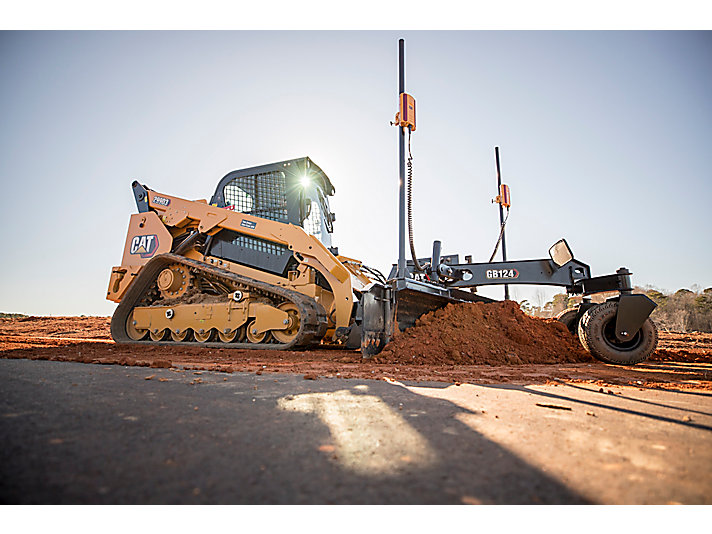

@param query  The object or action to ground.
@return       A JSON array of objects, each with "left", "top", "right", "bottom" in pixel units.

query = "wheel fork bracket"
[{"left": 615, "top": 293, "right": 657, "bottom": 342}]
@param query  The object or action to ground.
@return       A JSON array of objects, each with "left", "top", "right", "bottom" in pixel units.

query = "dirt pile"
[{"left": 375, "top": 300, "right": 593, "bottom": 365}]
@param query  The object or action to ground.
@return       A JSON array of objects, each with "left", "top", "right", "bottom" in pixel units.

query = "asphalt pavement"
[{"left": 1, "top": 359, "right": 710, "bottom": 504}]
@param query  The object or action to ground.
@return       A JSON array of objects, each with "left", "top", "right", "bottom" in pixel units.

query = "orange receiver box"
[{"left": 398, "top": 93, "right": 416, "bottom": 131}]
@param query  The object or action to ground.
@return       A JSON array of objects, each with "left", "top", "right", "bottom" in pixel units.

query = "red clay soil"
[
  {"left": 1, "top": 303, "right": 711, "bottom": 390},
  {"left": 0, "top": 316, "right": 112, "bottom": 341},
  {"left": 375, "top": 301, "right": 592, "bottom": 365}
]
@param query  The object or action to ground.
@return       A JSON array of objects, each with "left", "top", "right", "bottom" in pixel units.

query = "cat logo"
[{"left": 129, "top": 234, "right": 159, "bottom": 258}]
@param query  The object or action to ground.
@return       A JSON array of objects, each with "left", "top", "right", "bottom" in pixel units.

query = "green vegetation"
[{"left": 0, "top": 312, "right": 28, "bottom": 319}]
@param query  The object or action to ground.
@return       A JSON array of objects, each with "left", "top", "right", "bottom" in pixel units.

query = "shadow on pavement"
[
  {"left": 0, "top": 359, "right": 589, "bottom": 505},
  {"left": 550, "top": 380, "right": 712, "bottom": 417},
  {"left": 639, "top": 362, "right": 712, "bottom": 374},
  {"left": 477, "top": 383, "right": 712, "bottom": 432}
]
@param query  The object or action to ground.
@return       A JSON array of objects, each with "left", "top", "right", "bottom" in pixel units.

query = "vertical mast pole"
[
  {"left": 495, "top": 146, "right": 510, "bottom": 300},
  {"left": 397, "top": 39, "right": 407, "bottom": 279}
]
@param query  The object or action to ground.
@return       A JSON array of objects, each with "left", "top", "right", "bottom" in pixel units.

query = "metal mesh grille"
[
  {"left": 223, "top": 171, "right": 288, "bottom": 222},
  {"left": 229, "top": 232, "right": 287, "bottom": 256},
  {"left": 224, "top": 178, "right": 254, "bottom": 213},
  {"left": 303, "top": 200, "right": 322, "bottom": 239}
]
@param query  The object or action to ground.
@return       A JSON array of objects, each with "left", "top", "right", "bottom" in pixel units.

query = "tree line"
[{"left": 520, "top": 286, "right": 712, "bottom": 333}]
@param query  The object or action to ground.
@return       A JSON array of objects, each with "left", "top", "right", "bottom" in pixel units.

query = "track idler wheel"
[
  {"left": 125, "top": 312, "right": 148, "bottom": 341},
  {"left": 578, "top": 301, "right": 658, "bottom": 365},
  {"left": 271, "top": 302, "right": 300, "bottom": 344}
]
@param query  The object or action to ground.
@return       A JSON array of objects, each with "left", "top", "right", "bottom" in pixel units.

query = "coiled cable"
[
  {"left": 407, "top": 128, "right": 425, "bottom": 272},
  {"left": 488, "top": 207, "right": 510, "bottom": 262}
]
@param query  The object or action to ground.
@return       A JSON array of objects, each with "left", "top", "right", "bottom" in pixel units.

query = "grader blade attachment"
[
  {"left": 358, "top": 279, "right": 494, "bottom": 356},
  {"left": 393, "top": 283, "right": 492, "bottom": 330}
]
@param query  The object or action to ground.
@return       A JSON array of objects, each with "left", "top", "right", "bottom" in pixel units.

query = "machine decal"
[
  {"left": 485, "top": 269, "right": 519, "bottom": 279},
  {"left": 240, "top": 219, "right": 257, "bottom": 230},
  {"left": 153, "top": 195, "right": 171, "bottom": 206},
  {"left": 129, "top": 234, "right": 159, "bottom": 258}
]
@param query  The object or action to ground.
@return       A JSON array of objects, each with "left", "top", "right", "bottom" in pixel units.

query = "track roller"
[
  {"left": 149, "top": 328, "right": 168, "bottom": 341},
  {"left": 171, "top": 329, "right": 190, "bottom": 342},
  {"left": 246, "top": 320, "right": 269, "bottom": 343},
  {"left": 218, "top": 327, "right": 241, "bottom": 343},
  {"left": 194, "top": 328, "right": 215, "bottom": 343}
]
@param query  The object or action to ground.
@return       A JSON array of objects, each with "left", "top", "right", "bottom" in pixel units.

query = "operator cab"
[
  {"left": 206, "top": 158, "right": 337, "bottom": 276},
  {"left": 210, "top": 157, "right": 336, "bottom": 247}
]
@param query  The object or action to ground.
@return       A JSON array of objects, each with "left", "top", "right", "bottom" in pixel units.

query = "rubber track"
[{"left": 111, "top": 253, "right": 328, "bottom": 350}]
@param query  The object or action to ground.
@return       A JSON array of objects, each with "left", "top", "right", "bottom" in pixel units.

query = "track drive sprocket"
[{"left": 156, "top": 263, "right": 193, "bottom": 299}]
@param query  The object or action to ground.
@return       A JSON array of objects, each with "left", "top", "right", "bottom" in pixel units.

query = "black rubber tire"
[
  {"left": 577, "top": 301, "right": 658, "bottom": 365},
  {"left": 556, "top": 308, "right": 580, "bottom": 335}
]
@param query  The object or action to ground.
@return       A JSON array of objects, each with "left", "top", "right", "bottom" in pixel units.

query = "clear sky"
[{"left": 1, "top": 31, "right": 710, "bottom": 316}]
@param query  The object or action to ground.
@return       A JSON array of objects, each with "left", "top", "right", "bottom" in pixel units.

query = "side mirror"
[{"left": 549, "top": 239, "right": 574, "bottom": 267}]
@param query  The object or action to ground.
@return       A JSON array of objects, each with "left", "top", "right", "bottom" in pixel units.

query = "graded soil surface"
[{"left": 1, "top": 302, "right": 711, "bottom": 390}]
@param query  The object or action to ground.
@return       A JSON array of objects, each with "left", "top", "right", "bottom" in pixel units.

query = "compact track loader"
[
  {"left": 107, "top": 158, "right": 374, "bottom": 350},
  {"left": 107, "top": 40, "right": 659, "bottom": 365}
]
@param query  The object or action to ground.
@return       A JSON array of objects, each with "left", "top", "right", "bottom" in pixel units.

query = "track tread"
[{"left": 111, "top": 253, "right": 328, "bottom": 350}]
